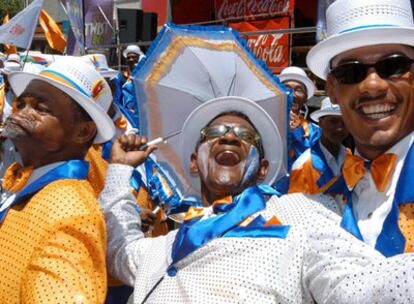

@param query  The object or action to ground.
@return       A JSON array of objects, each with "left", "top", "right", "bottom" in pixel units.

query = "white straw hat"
[
  {"left": 278, "top": 66, "right": 315, "bottom": 99},
  {"left": 8, "top": 57, "right": 115, "bottom": 144},
  {"left": 82, "top": 54, "right": 118, "bottom": 79},
  {"left": 307, "top": 0, "right": 414, "bottom": 80},
  {"left": 181, "top": 96, "right": 283, "bottom": 191},
  {"left": 310, "top": 97, "right": 342, "bottom": 122},
  {"left": 122, "top": 45, "right": 145, "bottom": 58}
]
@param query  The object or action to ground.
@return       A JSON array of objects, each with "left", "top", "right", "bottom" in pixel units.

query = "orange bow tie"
[
  {"left": 2, "top": 162, "right": 34, "bottom": 193},
  {"left": 342, "top": 153, "right": 397, "bottom": 192}
]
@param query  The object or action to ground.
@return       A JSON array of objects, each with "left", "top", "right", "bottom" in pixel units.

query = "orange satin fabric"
[
  {"left": 184, "top": 206, "right": 205, "bottom": 221},
  {"left": 342, "top": 153, "right": 397, "bottom": 192},
  {"left": 2, "top": 162, "right": 34, "bottom": 192},
  {"left": 289, "top": 160, "right": 322, "bottom": 195},
  {"left": 0, "top": 179, "right": 107, "bottom": 303}
]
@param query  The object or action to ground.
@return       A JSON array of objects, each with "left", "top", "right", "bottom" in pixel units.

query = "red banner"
[
  {"left": 216, "top": 0, "right": 294, "bottom": 20},
  {"left": 142, "top": 0, "right": 168, "bottom": 26},
  {"left": 229, "top": 17, "right": 290, "bottom": 72}
]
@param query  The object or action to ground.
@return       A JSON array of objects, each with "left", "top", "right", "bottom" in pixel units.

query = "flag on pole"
[
  {"left": 2, "top": 14, "right": 18, "bottom": 55},
  {"left": 0, "top": 0, "right": 44, "bottom": 49},
  {"left": 60, "top": 0, "right": 85, "bottom": 48},
  {"left": 39, "top": 9, "right": 66, "bottom": 53}
]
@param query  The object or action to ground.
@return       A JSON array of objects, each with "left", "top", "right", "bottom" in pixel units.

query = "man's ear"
[
  {"left": 73, "top": 121, "right": 97, "bottom": 145},
  {"left": 326, "top": 74, "right": 339, "bottom": 105},
  {"left": 257, "top": 159, "right": 269, "bottom": 181},
  {"left": 190, "top": 152, "right": 199, "bottom": 175}
]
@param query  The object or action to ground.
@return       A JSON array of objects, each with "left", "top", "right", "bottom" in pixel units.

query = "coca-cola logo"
[
  {"left": 247, "top": 0, "right": 289, "bottom": 15},
  {"left": 217, "top": 0, "right": 246, "bottom": 20},
  {"left": 9, "top": 24, "right": 25, "bottom": 36},
  {"left": 216, "top": 0, "right": 290, "bottom": 19},
  {"left": 246, "top": 34, "right": 286, "bottom": 65}
]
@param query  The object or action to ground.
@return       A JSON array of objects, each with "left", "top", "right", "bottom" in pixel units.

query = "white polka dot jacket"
[{"left": 99, "top": 164, "right": 414, "bottom": 304}]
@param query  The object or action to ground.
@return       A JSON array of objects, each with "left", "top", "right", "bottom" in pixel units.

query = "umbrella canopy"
[{"left": 134, "top": 23, "right": 290, "bottom": 201}]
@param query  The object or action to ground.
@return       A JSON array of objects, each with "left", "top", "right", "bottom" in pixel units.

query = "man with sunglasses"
[
  {"left": 307, "top": 0, "right": 414, "bottom": 256},
  {"left": 99, "top": 96, "right": 414, "bottom": 303}
]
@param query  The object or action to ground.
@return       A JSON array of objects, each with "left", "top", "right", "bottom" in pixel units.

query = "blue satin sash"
[
  {"left": 311, "top": 142, "right": 335, "bottom": 189},
  {"left": 0, "top": 160, "right": 89, "bottom": 223},
  {"left": 101, "top": 141, "right": 113, "bottom": 161},
  {"left": 340, "top": 143, "right": 414, "bottom": 257},
  {"left": 168, "top": 185, "right": 290, "bottom": 276}
]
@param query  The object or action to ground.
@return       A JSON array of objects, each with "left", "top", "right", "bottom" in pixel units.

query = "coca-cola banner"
[
  {"left": 229, "top": 17, "right": 290, "bottom": 72},
  {"left": 216, "top": 0, "right": 294, "bottom": 20}
]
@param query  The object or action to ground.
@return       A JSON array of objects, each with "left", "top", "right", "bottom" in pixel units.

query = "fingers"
[{"left": 118, "top": 134, "right": 148, "bottom": 152}]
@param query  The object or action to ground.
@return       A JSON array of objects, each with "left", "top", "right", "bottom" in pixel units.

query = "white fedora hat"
[
  {"left": 82, "top": 54, "right": 118, "bottom": 79},
  {"left": 8, "top": 57, "right": 115, "bottom": 144},
  {"left": 278, "top": 66, "right": 315, "bottom": 99},
  {"left": 122, "top": 45, "right": 145, "bottom": 58},
  {"left": 307, "top": 0, "right": 414, "bottom": 80},
  {"left": 310, "top": 97, "right": 342, "bottom": 122},
  {"left": 181, "top": 96, "right": 283, "bottom": 191}
]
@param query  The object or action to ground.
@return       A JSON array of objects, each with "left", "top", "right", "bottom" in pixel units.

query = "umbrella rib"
[
  {"left": 154, "top": 82, "right": 206, "bottom": 103},
  {"left": 226, "top": 74, "right": 236, "bottom": 96},
  {"left": 180, "top": 39, "right": 221, "bottom": 97}
]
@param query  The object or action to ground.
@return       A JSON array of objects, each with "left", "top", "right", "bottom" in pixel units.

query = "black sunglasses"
[
  {"left": 199, "top": 124, "right": 264, "bottom": 157},
  {"left": 330, "top": 54, "right": 414, "bottom": 85}
]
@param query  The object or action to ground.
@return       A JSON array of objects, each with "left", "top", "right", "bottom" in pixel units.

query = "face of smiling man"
[
  {"left": 190, "top": 113, "right": 269, "bottom": 203},
  {"left": 326, "top": 44, "right": 414, "bottom": 160}
]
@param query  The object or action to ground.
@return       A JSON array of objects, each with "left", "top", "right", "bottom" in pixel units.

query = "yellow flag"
[
  {"left": 39, "top": 9, "right": 66, "bottom": 53},
  {"left": 2, "top": 14, "right": 18, "bottom": 55}
]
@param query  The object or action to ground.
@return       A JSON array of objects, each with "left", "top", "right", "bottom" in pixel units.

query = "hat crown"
[
  {"left": 327, "top": 0, "right": 414, "bottom": 37},
  {"left": 320, "top": 97, "right": 340, "bottom": 111},
  {"left": 39, "top": 58, "right": 112, "bottom": 112},
  {"left": 280, "top": 66, "right": 307, "bottom": 77}
]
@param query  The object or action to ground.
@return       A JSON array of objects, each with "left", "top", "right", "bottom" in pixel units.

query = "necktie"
[
  {"left": 2, "top": 162, "right": 34, "bottom": 193},
  {"left": 342, "top": 153, "right": 397, "bottom": 192}
]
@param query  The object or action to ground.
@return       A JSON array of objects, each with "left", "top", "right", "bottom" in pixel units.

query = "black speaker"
[
  {"left": 117, "top": 9, "right": 143, "bottom": 43},
  {"left": 142, "top": 12, "right": 158, "bottom": 42},
  {"left": 118, "top": 9, "right": 158, "bottom": 43}
]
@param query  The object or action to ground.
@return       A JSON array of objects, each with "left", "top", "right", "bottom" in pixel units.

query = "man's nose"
[{"left": 358, "top": 67, "right": 388, "bottom": 97}]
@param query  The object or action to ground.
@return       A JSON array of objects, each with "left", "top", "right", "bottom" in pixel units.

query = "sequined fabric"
[
  {"left": 100, "top": 164, "right": 414, "bottom": 304},
  {"left": 0, "top": 179, "right": 107, "bottom": 303}
]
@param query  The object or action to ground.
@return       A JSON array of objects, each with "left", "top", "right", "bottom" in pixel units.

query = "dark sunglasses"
[
  {"left": 330, "top": 54, "right": 414, "bottom": 85},
  {"left": 200, "top": 124, "right": 264, "bottom": 156}
]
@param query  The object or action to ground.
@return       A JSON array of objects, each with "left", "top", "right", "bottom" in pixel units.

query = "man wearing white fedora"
[
  {"left": 100, "top": 96, "right": 414, "bottom": 303},
  {"left": 0, "top": 58, "right": 115, "bottom": 302},
  {"left": 279, "top": 66, "right": 321, "bottom": 165},
  {"left": 307, "top": 0, "right": 414, "bottom": 257},
  {"left": 288, "top": 97, "right": 349, "bottom": 202}
]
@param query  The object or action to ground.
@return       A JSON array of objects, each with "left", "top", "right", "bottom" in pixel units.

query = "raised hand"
[{"left": 110, "top": 134, "right": 157, "bottom": 167}]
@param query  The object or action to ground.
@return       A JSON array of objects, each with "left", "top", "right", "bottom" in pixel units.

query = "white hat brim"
[
  {"left": 307, "top": 26, "right": 414, "bottom": 80},
  {"left": 8, "top": 72, "right": 115, "bottom": 144},
  {"left": 100, "top": 69, "right": 119, "bottom": 79},
  {"left": 310, "top": 109, "right": 342, "bottom": 122},
  {"left": 181, "top": 96, "right": 283, "bottom": 192},
  {"left": 278, "top": 73, "right": 315, "bottom": 98}
]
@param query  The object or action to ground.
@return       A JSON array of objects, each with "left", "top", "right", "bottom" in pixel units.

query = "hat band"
[
  {"left": 339, "top": 24, "right": 398, "bottom": 34},
  {"left": 39, "top": 70, "right": 91, "bottom": 98}
]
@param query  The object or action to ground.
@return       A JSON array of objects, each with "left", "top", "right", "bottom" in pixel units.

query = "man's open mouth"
[
  {"left": 359, "top": 103, "right": 397, "bottom": 120},
  {"left": 215, "top": 150, "right": 241, "bottom": 166}
]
